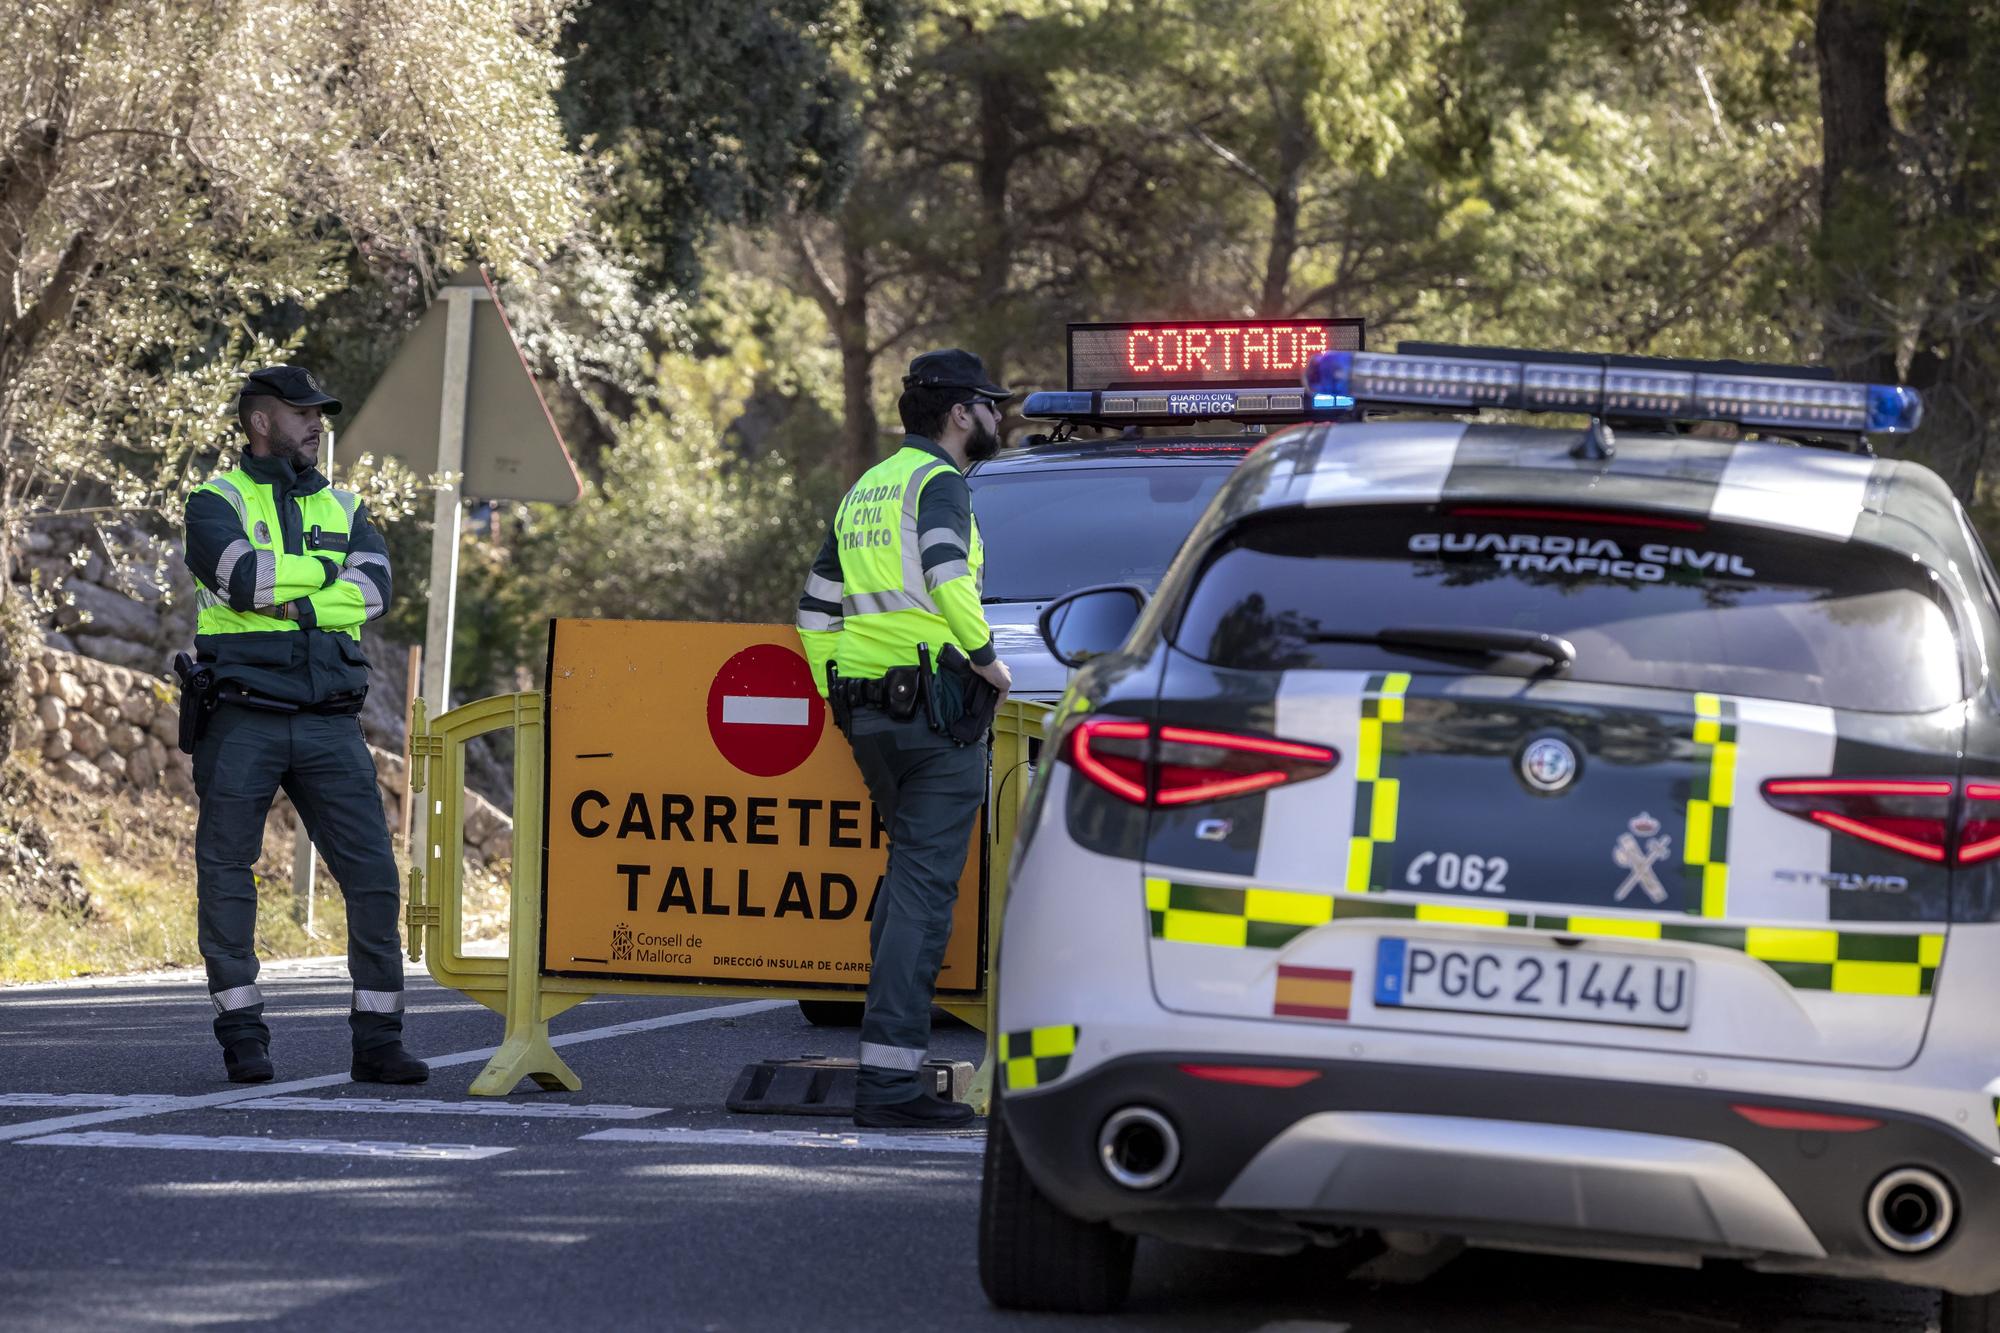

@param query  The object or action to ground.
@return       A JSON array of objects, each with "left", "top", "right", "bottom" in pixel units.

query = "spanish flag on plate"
[{"left": 1273, "top": 964, "right": 1353, "bottom": 1021}]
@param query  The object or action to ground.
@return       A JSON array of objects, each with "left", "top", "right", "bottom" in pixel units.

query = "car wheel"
[
  {"left": 979, "top": 1100, "right": 1136, "bottom": 1313},
  {"left": 796, "top": 1000, "right": 863, "bottom": 1027},
  {"left": 1942, "top": 1291, "right": 2000, "bottom": 1333}
]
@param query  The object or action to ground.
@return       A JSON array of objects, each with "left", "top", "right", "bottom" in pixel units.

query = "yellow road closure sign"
[{"left": 540, "top": 619, "right": 986, "bottom": 994}]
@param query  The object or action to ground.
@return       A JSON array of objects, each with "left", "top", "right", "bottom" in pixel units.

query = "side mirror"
[{"left": 1039, "top": 584, "right": 1148, "bottom": 669}]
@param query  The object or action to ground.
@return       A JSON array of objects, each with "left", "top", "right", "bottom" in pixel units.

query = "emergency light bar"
[
  {"left": 1303, "top": 348, "right": 1924, "bottom": 436},
  {"left": 1021, "top": 386, "right": 1354, "bottom": 426}
]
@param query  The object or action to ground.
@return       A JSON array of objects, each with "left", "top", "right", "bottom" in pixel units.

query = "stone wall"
[{"left": 15, "top": 644, "right": 514, "bottom": 868}]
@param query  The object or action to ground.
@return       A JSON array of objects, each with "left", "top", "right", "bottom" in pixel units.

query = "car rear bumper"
[{"left": 1002, "top": 1054, "right": 2000, "bottom": 1295}]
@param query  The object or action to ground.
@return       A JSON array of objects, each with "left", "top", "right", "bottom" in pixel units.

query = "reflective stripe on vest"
[
  {"left": 193, "top": 469, "right": 361, "bottom": 640},
  {"left": 830, "top": 447, "right": 985, "bottom": 678}
]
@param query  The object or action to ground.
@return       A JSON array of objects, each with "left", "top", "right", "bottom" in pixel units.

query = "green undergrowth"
[{"left": 0, "top": 758, "right": 351, "bottom": 985}]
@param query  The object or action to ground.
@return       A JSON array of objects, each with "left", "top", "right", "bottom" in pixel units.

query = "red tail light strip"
[
  {"left": 1806, "top": 811, "right": 1948, "bottom": 864},
  {"left": 1764, "top": 779, "right": 1954, "bottom": 798},
  {"left": 1179, "top": 1064, "right": 1322, "bottom": 1089},
  {"left": 1066, "top": 717, "right": 1338, "bottom": 807},
  {"left": 1731, "top": 1104, "right": 1881, "bottom": 1133},
  {"left": 1069, "top": 718, "right": 1149, "bottom": 803}
]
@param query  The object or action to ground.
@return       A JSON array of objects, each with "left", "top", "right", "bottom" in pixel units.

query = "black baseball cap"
[
  {"left": 239, "top": 365, "right": 342, "bottom": 416},
  {"left": 903, "top": 348, "right": 1012, "bottom": 401}
]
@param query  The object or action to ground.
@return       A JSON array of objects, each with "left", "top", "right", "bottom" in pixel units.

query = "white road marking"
[
  {"left": 721, "top": 695, "right": 811, "bottom": 726},
  {"left": 0, "top": 997, "right": 785, "bottom": 1144},
  {"left": 16, "top": 1130, "right": 511, "bottom": 1160},
  {"left": 0, "top": 1093, "right": 192, "bottom": 1109},
  {"left": 583, "top": 1126, "right": 986, "bottom": 1156},
  {"left": 227, "top": 1096, "right": 671, "bottom": 1120}
]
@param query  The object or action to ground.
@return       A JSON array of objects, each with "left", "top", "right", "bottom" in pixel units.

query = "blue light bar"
[
  {"left": 1305, "top": 351, "right": 1925, "bottom": 435},
  {"left": 1022, "top": 391, "right": 1094, "bottom": 418}
]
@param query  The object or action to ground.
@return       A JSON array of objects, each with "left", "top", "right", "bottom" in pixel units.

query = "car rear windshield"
[
  {"left": 1171, "top": 505, "right": 1966, "bottom": 712},
  {"left": 969, "top": 463, "right": 1234, "bottom": 602}
]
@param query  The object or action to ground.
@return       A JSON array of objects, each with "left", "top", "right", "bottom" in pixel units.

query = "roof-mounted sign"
[{"left": 1068, "top": 318, "right": 1366, "bottom": 393}]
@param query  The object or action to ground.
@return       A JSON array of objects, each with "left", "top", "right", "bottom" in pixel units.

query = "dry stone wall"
[{"left": 15, "top": 644, "right": 513, "bottom": 868}]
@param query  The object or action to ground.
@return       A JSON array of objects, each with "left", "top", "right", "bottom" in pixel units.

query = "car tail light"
[
  {"left": 1761, "top": 778, "right": 1954, "bottom": 864},
  {"left": 1064, "top": 717, "right": 1337, "bottom": 807},
  {"left": 1960, "top": 783, "right": 2000, "bottom": 865}
]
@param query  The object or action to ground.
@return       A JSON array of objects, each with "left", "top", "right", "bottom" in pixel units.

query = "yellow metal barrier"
[{"left": 407, "top": 691, "right": 1048, "bottom": 1105}]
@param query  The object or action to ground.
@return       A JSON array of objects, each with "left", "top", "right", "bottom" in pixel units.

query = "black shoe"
[
  {"left": 222, "top": 1039, "right": 273, "bottom": 1084},
  {"left": 853, "top": 1093, "right": 975, "bottom": 1129},
  {"left": 351, "top": 1044, "right": 429, "bottom": 1085}
]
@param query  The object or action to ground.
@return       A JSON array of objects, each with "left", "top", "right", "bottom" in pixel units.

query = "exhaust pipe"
[
  {"left": 1098, "top": 1106, "right": 1181, "bottom": 1191},
  {"left": 1866, "top": 1168, "right": 1955, "bottom": 1254}
]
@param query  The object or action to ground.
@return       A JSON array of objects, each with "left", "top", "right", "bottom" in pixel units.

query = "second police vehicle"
[{"left": 978, "top": 321, "right": 2000, "bottom": 1330}]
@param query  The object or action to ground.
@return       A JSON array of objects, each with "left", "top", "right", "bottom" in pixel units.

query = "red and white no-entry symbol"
[{"left": 705, "top": 643, "right": 827, "bottom": 777}]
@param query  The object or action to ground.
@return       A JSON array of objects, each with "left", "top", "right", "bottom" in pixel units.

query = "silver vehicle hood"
[{"left": 983, "top": 601, "right": 1070, "bottom": 703}]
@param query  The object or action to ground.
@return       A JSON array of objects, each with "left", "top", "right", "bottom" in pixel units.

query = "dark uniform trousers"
[
  {"left": 194, "top": 704, "right": 404, "bottom": 1052},
  {"left": 844, "top": 708, "right": 987, "bottom": 1107}
]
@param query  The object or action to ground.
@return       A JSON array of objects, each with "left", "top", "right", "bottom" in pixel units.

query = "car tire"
[
  {"left": 979, "top": 1100, "right": 1136, "bottom": 1313},
  {"left": 796, "top": 1000, "right": 863, "bottom": 1027},
  {"left": 1942, "top": 1291, "right": 2000, "bottom": 1333}
]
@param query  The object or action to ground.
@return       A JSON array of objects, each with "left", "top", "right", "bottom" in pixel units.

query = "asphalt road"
[{"left": 0, "top": 960, "right": 1943, "bottom": 1333}]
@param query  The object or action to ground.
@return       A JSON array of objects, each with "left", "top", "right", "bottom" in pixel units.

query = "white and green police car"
[{"left": 980, "top": 336, "right": 2000, "bottom": 1329}]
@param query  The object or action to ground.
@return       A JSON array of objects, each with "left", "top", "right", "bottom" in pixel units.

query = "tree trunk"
[
  {"left": 1814, "top": 0, "right": 1899, "bottom": 385},
  {"left": 838, "top": 225, "right": 879, "bottom": 483},
  {"left": 973, "top": 62, "right": 1017, "bottom": 390},
  {"left": 1258, "top": 93, "right": 1312, "bottom": 317}
]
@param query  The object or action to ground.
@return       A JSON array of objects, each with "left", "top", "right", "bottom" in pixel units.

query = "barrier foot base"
[
  {"left": 964, "top": 1059, "right": 993, "bottom": 1117},
  {"left": 469, "top": 1034, "right": 581, "bottom": 1096}
]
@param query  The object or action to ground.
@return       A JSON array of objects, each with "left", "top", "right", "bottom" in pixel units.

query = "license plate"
[{"left": 1374, "top": 937, "right": 1693, "bottom": 1030}]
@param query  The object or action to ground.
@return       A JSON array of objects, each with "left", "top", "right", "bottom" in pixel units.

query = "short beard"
[{"left": 966, "top": 417, "right": 1002, "bottom": 462}]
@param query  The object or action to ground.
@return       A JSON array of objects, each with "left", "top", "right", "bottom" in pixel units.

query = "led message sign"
[{"left": 1069, "top": 318, "right": 1364, "bottom": 392}]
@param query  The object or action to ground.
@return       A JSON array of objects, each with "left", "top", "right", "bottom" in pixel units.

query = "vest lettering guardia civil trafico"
[
  {"left": 831, "top": 446, "right": 985, "bottom": 679},
  {"left": 193, "top": 467, "right": 363, "bottom": 641}
]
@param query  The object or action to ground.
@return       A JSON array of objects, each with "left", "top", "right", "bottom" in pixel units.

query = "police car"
[{"left": 979, "top": 334, "right": 2000, "bottom": 1329}]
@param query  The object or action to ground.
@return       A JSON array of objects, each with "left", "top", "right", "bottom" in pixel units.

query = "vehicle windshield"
[
  {"left": 1171, "top": 505, "right": 1967, "bottom": 713},
  {"left": 969, "top": 463, "right": 1235, "bottom": 602}
]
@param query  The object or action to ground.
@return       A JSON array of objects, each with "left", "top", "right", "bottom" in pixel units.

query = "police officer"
[
  {"left": 179, "top": 366, "right": 425, "bottom": 1086},
  {"left": 796, "top": 349, "right": 1014, "bottom": 1128}
]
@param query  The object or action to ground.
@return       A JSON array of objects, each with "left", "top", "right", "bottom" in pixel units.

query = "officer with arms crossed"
[
  {"left": 179, "top": 366, "right": 425, "bottom": 1086},
  {"left": 796, "top": 349, "right": 1013, "bottom": 1128}
]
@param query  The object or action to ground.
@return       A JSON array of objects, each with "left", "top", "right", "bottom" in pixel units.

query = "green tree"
[
  {"left": 0, "top": 0, "right": 587, "bottom": 755},
  {"left": 556, "top": 0, "right": 900, "bottom": 292}
]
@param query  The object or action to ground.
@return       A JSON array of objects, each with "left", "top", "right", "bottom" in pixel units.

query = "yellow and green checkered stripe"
[
  {"left": 1143, "top": 878, "right": 1945, "bottom": 996},
  {"left": 1685, "top": 692, "right": 1739, "bottom": 917},
  {"left": 1000, "top": 1025, "right": 1078, "bottom": 1091},
  {"left": 1347, "top": 672, "right": 1411, "bottom": 893}
]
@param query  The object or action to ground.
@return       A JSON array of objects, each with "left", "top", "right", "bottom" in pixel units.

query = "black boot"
[
  {"left": 222, "top": 1039, "right": 273, "bottom": 1084},
  {"left": 853, "top": 1092, "right": 974, "bottom": 1129},
  {"left": 351, "top": 1043, "right": 429, "bottom": 1085}
]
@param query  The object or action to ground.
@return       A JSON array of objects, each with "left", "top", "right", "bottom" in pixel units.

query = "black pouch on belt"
[
  {"left": 882, "top": 662, "right": 925, "bottom": 722},
  {"left": 934, "top": 643, "right": 1000, "bottom": 745},
  {"left": 171, "top": 652, "right": 218, "bottom": 755}
]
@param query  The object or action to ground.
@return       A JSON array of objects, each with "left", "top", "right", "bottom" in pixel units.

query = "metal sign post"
[{"left": 422, "top": 287, "right": 477, "bottom": 715}]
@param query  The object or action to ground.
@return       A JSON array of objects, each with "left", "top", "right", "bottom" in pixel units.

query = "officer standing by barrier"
[
  {"left": 176, "top": 366, "right": 426, "bottom": 1086},
  {"left": 796, "top": 349, "right": 1013, "bottom": 1128}
]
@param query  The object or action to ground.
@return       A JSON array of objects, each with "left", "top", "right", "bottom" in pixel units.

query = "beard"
[{"left": 966, "top": 415, "right": 1002, "bottom": 462}]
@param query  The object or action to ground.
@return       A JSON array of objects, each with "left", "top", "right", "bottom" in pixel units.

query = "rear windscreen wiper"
[{"left": 1304, "top": 625, "right": 1577, "bottom": 670}]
